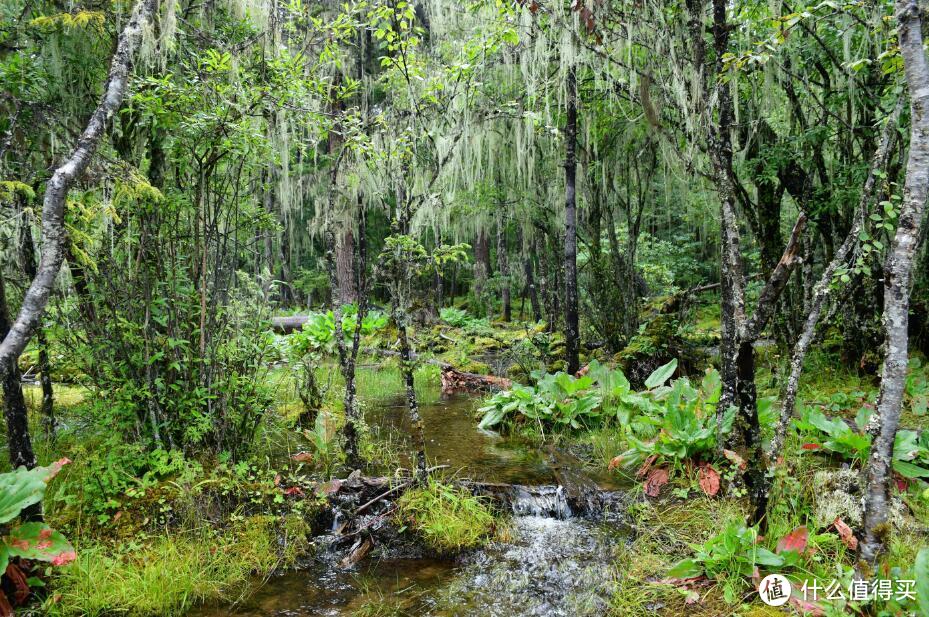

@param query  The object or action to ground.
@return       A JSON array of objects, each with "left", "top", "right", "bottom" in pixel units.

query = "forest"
[{"left": 2, "top": 0, "right": 929, "bottom": 614}]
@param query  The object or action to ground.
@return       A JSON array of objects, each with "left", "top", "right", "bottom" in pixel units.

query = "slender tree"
[
  {"left": 563, "top": 64, "right": 580, "bottom": 375},
  {"left": 859, "top": 0, "right": 929, "bottom": 571},
  {"left": 0, "top": 0, "right": 156, "bottom": 470}
]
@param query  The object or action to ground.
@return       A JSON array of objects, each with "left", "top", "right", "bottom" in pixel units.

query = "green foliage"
[
  {"left": 477, "top": 372, "right": 601, "bottom": 431},
  {"left": 287, "top": 307, "right": 388, "bottom": 357},
  {"left": 476, "top": 359, "right": 736, "bottom": 468},
  {"left": 439, "top": 307, "right": 492, "bottom": 336},
  {"left": 667, "top": 522, "right": 786, "bottom": 604},
  {"left": 51, "top": 443, "right": 201, "bottom": 524},
  {"left": 906, "top": 357, "right": 929, "bottom": 417},
  {"left": 794, "top": 406, "right": 929, "bottom": 479},
  {"left": 285, "top": 307, "right": 387, "bottom": 420},
  {"left": 916, "top": 548, "right": 929, "bottom": 617},
  {"left": 616, "top": 373, "right": 734, "bottom": 470},
  {"left": 396, "top": 477, "right": 496, "bottom": 552}
]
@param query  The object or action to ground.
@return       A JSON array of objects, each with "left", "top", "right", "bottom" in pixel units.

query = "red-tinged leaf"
[
  {"left": 283, "top": 486, "right": 304, "bottom": 496},
  {"left": 51, "top": 551, "right": 77, "bottom": 567},
  {"left": 722, "top": 449, "right": 746, "bottom": 470},
  {"left": 833, "top": 517, "right": 858, "bottom": 551},
  {"left": 644, "top": 467, "right": 670, "bottom": 497},
  {"left": 7, "top": 523, "right": 75, "bottom": 566},
  {"left": 802, "top": 443, "right": 821, "bottom": 450},
  {"left": 607, "top": 455, "right": 623, "bottom": 471},
  {"left": 113, "top": 511, "right": 122, "bottom": 522},
  {"left": 684, "top": 590, "right": 701, "bottom": 604},
  {"left": 43, "top": 458, "right": 71, "bottom": 482},
  {"left": 291, "top": 451, "right": 314, "bottom": 463},
  {"left": 0, "top": 590, "right": 11, "bottom": 617},
  {"left": 529, "top": 1, "right": 538, "bottom": 13},
  {"left": 776, "top": 525, "right": 808, "bottom": 555},
  {"left": 894, "top": 472, "right": 909, "bottom": 492},
  {"left": 5, "top": 563, "right": 28, "bottom": 605},
  {"left": 698, "top": 464, "right": 720, "bottom": 496},
  {"left": 636, "top": 454, "right": 657, "bottom": 479}
]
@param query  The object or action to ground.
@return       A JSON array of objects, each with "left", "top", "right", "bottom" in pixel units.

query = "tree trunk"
[
  {"left": 496, "top": 214, "right": 511, "bottom": 322},
  {"left": 564, "top": 65, "right": 580, "bottom": 375},
  {"left": 0, "top": 274, "right": 35, "bottom": 471},
  {"left": 473, "top": 229, "right": 490, "bottom": 315},
  {"left": 859, "top": 0, "right": 929, "bottom": 572},
  {"left": 342, "top": 202, "right": 367, "bottom": 469},
  {"left": 0, "top": 0, "right": 157, "bottom": 377},
  {"left": 337, "top": 228, "right": 357, "bottom": 304},
  {"left": 525, "top": 239, "right": 542, "bottom": 323},
  {"left": 16, "top": 197, "right": 54, "bottom": 433},
  {"left": 710, "top": 0, "right": 746, "bottom": 417},
  {"left": 770, "top": 101, "right": 902, "bottom": 465}
]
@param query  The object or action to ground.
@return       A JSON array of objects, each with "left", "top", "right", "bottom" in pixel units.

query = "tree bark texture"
[
  {"left": 859, "top": 0, "right": 929, "bottom": 571},
  {"left": 337, "top": 228, "right": 357, "bottom": 304},
  {"left": 0, "top": 274, "right": 35, "bottom": 471}
]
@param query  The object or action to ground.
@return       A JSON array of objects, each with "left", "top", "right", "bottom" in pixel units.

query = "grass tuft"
[{"left": 396, "top": 477, "right": 497, "bottom": 552}]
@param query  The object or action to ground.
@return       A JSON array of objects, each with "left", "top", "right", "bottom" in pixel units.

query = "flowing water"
[{"left": 191, "top": 391, "right": 628, "bottom": 617}]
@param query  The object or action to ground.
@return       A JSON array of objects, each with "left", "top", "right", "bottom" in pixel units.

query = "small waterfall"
[{"left": 508, "top": 485, "right": 573, "bottom": 519}]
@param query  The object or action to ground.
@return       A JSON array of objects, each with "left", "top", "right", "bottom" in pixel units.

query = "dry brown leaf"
[
  {"left": 644, "top": 466, "right": 670, "bottom": 497},
  {"left": 698, "top": 464, "right": 720, "bottom": 496},
  {"left": 833, "top": 517, "right": 858, "bottom": 551}
]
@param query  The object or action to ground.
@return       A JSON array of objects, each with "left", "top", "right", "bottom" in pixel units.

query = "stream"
[{"left": 190, "top": 392, "right": 629, "bottom": 616}]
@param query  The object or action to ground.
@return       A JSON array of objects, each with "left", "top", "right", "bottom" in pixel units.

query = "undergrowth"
[
  {"left": 45, "top": 515, "right": 309, "bottom": 616},
  {"left": 396, "top": 476, "right": 498, "bottom": 552}
]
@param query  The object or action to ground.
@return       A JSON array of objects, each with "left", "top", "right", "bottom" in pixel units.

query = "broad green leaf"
[
  {"left": 754, "top": 548, "right": 784, "bottom": 567},
  {"left": 892, "top": 460, "right": 929, "bottom": 479},
  {"left": 667, "top": 558, "right": 702, "bottom": 579},
  {"left": 645, "top": 359, "right": 678, "bottom": 389},
  {"left": 0, "top": 460, "right": 70, "bottom": 524},
  {"left": 916, "top": 548, "right": 929, "bottom": 617}
]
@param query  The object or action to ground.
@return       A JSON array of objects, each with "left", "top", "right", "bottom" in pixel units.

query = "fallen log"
[
  {"left": 440, "top": 365, "right": 512, "bottom": 394},
  {"left": 271, "top": 315, "right": 310, "bottom": 334}
]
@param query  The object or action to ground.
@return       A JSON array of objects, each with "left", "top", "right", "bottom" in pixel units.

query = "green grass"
[
  {"left": 396, "top": 476, "right": 498, "bottom": 552},
  {"left": 46, "top": 515, "right": 309, "bottom": 616},
  {"left": 609, "top": 497, "right": 749, "bottom": 616}
]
